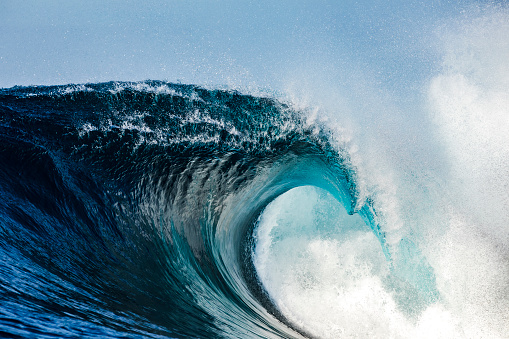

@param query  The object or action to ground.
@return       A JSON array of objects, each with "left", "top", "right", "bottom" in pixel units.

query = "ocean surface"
[{"left": 1, "top": 79, "right": 508, "bottom": 339}]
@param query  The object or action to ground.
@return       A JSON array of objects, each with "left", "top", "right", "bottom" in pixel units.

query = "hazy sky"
[{"left": 0, "top": 0, "right": 484, "bottom": 91}]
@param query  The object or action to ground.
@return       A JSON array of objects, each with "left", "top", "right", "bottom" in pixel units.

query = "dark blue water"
[
  {"left": 0, "top": 81, "right": 346, "bottom": 338},
  {"left": 0, "top": 81, "right": 443, "bottom": 338}
]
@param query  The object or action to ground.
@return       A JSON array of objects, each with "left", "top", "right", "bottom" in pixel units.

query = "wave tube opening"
[{"left": 252, "top": 185, "right": 444, "bottom": 338}]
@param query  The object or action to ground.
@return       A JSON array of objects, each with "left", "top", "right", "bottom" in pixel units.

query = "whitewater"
[{"left": 1, "top": 5, "right": 509, "bottom": 339}]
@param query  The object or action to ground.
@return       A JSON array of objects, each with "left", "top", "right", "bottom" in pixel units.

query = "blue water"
[
  {"left": 1, "top": 60, "right": 509, "bottom": 339},
  {"left": 0, "top": 81, "right": 360, "bottom": 338},
  {"left": 0, "top": 80, "right": 437, "bottom": 338}
]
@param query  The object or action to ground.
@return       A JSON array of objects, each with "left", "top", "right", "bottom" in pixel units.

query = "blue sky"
[{"left": 0, "top": 0, "right": 484, "bottom": 92}]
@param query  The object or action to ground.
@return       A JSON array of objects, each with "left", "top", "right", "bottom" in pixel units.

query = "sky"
[{"left": 0, "top": 0, "right": 483, "bottom": 92}]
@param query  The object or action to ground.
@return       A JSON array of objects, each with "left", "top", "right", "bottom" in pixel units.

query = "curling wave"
[{"left": 0, "top": 81, "right": 445, "bottom": 338}]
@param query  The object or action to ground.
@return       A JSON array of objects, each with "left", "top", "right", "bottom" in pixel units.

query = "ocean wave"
[{"left": 1, "top": 81, "right": 373, "bottom": 338}]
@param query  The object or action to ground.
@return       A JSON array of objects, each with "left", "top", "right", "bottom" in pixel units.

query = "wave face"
[{"left": 0, "top": 81, "right": 374, "bottom": 338}]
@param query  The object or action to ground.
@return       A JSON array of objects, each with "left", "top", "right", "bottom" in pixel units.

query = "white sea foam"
[
  {"left": 424, "top": 8, "right": 509, "bottom": 337},
  {"left": 256, "top": 7, "right": 509, "bottom": 339},
  {"left": 253, "top": 187, "right": 411, "bottom": 338}
]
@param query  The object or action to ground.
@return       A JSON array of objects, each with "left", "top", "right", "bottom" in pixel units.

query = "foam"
[
  {"left": 258, "top": 7, "right": 509, "bottom": 338},
  {"left": 424, "top": 10, "right": 509, "bottom": 336},
  {"left": 253, "top": 186, "right": 409, "bottom": 338},
  {"left": 253, "top": 186, "right": 509, "bottom": 338}
]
